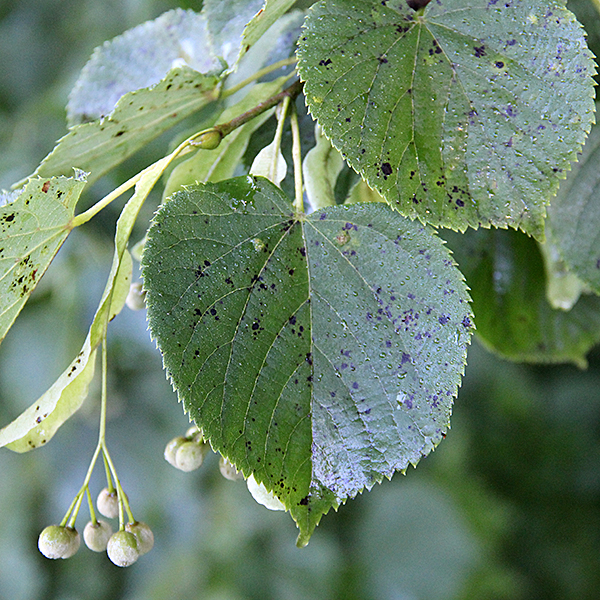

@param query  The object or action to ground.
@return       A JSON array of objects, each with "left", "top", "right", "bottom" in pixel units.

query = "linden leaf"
[
  {"left": 25, "top": 67, "right": 221, "bottom": 187},
  {"left": 142, "top": 175, "right": 473, "bottom": 544},
  {"left": 297, "top": 0, "right": 596, "bottom": 237},
  {"left": 67, "top": 9, "right": 222, "bottom": 125},
  {"left": 546, "top": 111, "right": 600, "bottom": 295}
]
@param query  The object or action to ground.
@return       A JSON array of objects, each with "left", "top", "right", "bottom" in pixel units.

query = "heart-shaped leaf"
[
  {"left": 297, "top": 0, "right": 596, "bottom": 237},
  {"left": 142, "top": 176, "right": 472, "bottom": 543}
]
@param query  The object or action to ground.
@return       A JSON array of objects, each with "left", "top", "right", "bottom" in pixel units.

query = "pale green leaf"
[
  {"left": 444, "top": 228, "right": 600, "bottom": 367},
  {"left": 538, "top": 238, "right": 589, "bottom": 311},
  {"left": 249, "top": 141, "right": 287, "bottom": 185},
  {"left": 142, "top": 175, "right": 473, "bottom": 544},
  {"left": 108, "top": 249, "right": 133, "bottom": 320},
  {"left": 0, "top": 341, "right": 98, "bottom": 452},
  {"left": 297, "top": 0, "right": 596, "bottom": 237},
  {"left": 546, "top": 113, "right": 600, "bottom": 295},
  {"left": 0, "top": 154, "right": 173, "bottom": 452},
  {"left": 27, "top": 67, "right": 221, "bottom": 186},
  {"left": 67, "top": 9, "right": 222, "bottom": 125},
  {"left": 345, "top": 179, "right": 386, "bottom": 206},
  {"left": 0, "top": 174, "right": 86, "bottom": 344},
  {"left": 163, "top": 77, "right": 288, "bottom": 199},
  {"left": 205, "top": 0, "right": 296, "bottom": 69},
  {"left": 302, "top": 125, "right": 344, "bottom": 210},
  {"left": 238, "top": 0, "right": 297, "bottom": 62}
]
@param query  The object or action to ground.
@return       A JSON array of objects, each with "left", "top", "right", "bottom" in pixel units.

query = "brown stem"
[{"left": 215, "top": 79, "right": 304, "bottom": 139}]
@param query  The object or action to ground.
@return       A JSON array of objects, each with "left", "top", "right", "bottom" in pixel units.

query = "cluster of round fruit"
[
  {"left": 38, "top": 488, "right": 153, "bottom": 567},
  {"left": 164, "top": 425, "right": 286, "bottom": 511}
]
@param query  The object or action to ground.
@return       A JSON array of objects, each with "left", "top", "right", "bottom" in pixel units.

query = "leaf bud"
[
  {"left": 125, "top": 521, "right": 154, "bottom": 555},
  {"left": 219, "top": 456, "right": 243, "bottom": 481},
  {"left": 246, "top": 474, "right": 286, "bottom": 511},
  {"left": 107, "top": 530, "right": 140, "bottom": 567},
  {"left": 97, "top": 487, "right": 119, "bottom": 519},
  {"left": 164, "top": 435, "right": 187, "bottom": 467},
  {"left": 83, "top": 519, "right": 113, "bottom": 552},
  {"left": 174, "top": 440, "right": 209, "bottom": 472},
  {"left": 193, "top": 129, "right": 222, "bottom": 150},
  {"left": 38, "top": 525, "right": 80, "bottom": 559}
]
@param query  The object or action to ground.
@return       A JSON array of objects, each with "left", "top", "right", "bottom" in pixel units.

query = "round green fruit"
[
  {"left": 38, "top": 525, "right": 80, "bottom": 559},
  {"left": 83, "top": 520, "right": 113, "bottom": 552},
  {"left": 107, "top": 530, "right": 139, "bottom": 567},
  {"left": 125, "top": 521, "right": 154, "bottom": 555}
]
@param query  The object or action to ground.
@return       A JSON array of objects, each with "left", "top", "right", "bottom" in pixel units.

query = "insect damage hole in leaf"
[
  {"left": 142, "top": 175, "right": 473, "bottom": 544},
  {"left": 297, "top": 0, "right": 596, "bottom": 237}
]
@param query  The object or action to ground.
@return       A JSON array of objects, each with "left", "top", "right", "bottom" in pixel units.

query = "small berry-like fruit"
[
  {"left": 164, "top": 436, "right": 187, "bottom": 467},
  {"left": 83, "top": 520, "right": 113, "bottom": 552},
  {"left": 247, "top": 474, "right": 286, "bottom": 511},
  {"left": 219, "top": 456, "right": 243, "bottom": 481},
  {"left": 125, "top": 521, "right": 154, "bottom": 555},
  {"left": 107, "top": 530, "right": 139, "bottom": 567},
  {"left": 97, "top": 487, "right": 119, "bottom": 519},
  {"left": 38, "top": 525, "right": 80, "bottom": 559},
  {"left": 174, "top": 440, "right": 208, "bottom": 472},
  {"left": 125, "top": 281, "right": 146, "bottom": 310},
  {"left": 184, "top": 425, "right": 203, "bottom": 440}
]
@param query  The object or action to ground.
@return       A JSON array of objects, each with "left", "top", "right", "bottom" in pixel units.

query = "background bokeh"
[{"left": 1, "top": 1, "right": 600, "bottom": 599}]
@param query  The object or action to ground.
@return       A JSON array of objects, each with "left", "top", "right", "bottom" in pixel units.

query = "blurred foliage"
[{"left": 1, "top": 1, "right": 600, "bottom": 599}]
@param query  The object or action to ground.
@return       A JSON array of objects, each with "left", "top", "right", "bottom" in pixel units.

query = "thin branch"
[{"left": 212, "top": 79, "right": 304, "bottom": 141}]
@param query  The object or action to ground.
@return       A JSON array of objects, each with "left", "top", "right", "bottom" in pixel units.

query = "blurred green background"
[{"left": 1, "top": 1, "right": 600, "bottom": 598}]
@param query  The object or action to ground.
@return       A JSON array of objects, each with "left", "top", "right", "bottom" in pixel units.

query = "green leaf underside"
[
  {"left": 444, "top": 228, "right": 600, "bottom": 367},
  {"left": 297, "top": 0, "right": 596, "bottom": 237},
  {"left": 237, "top": 0, "right": 298, "bottom": 63},
  {"left": 547, "top": 113, "right": 600, "bottom": 294},
  {"left": 67, "top": 9, "right": 222, "bottom": 125},
  {"left": 30, "top": 68, "right": 221, "bottom": 186},
  {"left": 205, "top": 0, "right": 295, "bottom": 68},
  {"left": 0, "top": 175, "right": 86, "bottom": 344},
  {"left": 142, "top": 176, "right": 473, "bottom": 542}
]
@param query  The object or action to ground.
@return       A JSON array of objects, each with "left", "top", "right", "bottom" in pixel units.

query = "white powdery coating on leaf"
[{"left": 67, "top": 9, "right": 221, "bottom": 123}]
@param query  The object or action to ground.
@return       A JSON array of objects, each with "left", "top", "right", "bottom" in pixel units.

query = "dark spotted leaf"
[
  {"left": 27, "top": 68, "right": 221, "bottom": 186},
  {"left": 0, "top": 152, "right": 170, "bottom": 452},
  {"left": 444, "top": 227, "right": 600, "bottom": 367},
  {"left": 142, "top": 175, "right": 473, "bottom": 544},
  {"left": 297, "top": 0, "right": 596, "bottom": 237},
  {"left": 0, "top": 174, "right": 86, "bottom": 345}
]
